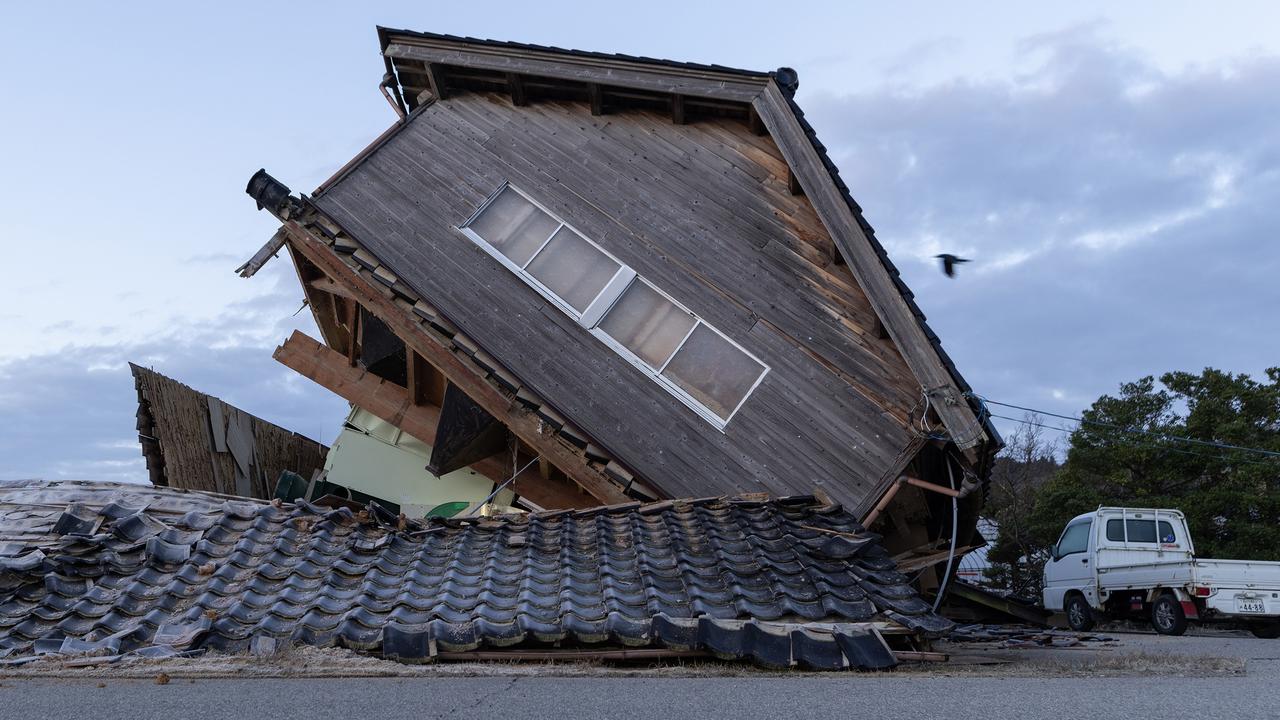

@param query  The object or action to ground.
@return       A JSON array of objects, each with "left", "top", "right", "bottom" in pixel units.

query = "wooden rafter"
[
  {"left": 273, "top": 330, "right": 513, "bottom": 485},
  {"left": 382, "top": 42, "right": 766, "bottom": 102},
  {"left": 752, "top": 81, "right": 985, "bottom": 455},
  {"left": 282, "top": 222, "right": 630, "bottom": 505}
]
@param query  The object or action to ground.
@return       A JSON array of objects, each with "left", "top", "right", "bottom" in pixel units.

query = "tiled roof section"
[{"left": 0, "top": 482, "right": 950, "bottom": 670}]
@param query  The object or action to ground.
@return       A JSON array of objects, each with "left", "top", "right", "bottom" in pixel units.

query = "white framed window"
[{"left": 459, "top": 183, "right": 768, "bottom": 429}]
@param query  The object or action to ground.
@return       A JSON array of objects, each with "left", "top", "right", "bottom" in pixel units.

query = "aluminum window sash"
[
  {"left": 461, "top": 182, "right": 771, "bottom": 430},
  {"left": 591, "top": 328, "right": 730, "bottom": 431},
  {"left": 580, "top": 267, "right": 636, "bottom": 329},
  {"left": 521, "top": 222, "right": 564, "bottom": 270},
  {"left": 457, "top": 226, "right": 587, "bottom": 321},
  {"left": 656, "top": 320, "right": 701, "bottom": 373}
]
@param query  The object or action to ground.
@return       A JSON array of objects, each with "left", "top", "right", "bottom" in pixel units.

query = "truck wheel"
[
  {"left": 1151, "top": 594, "right": 1188, "bottom": 636},
  {"left": 1066, "top": 594, "right": 1096, "bottom": 632},
  {"left": 1250, "top": 622, "right": 1280, "bottom": 639}
]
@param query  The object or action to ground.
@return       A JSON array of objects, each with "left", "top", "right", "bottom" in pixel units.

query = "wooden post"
[
  {"left": 345, "top": 301, "right": 360, "bottom": 367},
  {"left": 588, "top": 83, "right": 604, "bottom": 116},
  {"left": 507, "top": 73, "right": 528, "bottom": 107}
]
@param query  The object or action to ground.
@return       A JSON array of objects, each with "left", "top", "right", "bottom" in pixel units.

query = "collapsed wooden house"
[
  {"left": 239, "top": 28, "right": 1000, "bottom": 575},
  {"left": 131, "top": 364, "right": 328, "bottom": 498}
]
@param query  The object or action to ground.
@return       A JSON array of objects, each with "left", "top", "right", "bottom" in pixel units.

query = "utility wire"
[
  {"left": 987, "top": 412, "right": 1279, "bottom": 467},
  {"left": 973, "top": 394, "right": 1280, "bottom": 459}
]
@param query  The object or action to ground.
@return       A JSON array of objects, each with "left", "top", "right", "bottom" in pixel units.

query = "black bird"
[{"left": 935, "top": 253, "right": 970, "bottom": 278}]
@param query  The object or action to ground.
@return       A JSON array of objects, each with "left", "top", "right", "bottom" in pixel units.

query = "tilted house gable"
[{"left": 244, "top": 28, "right": 997, "bottom": 546}]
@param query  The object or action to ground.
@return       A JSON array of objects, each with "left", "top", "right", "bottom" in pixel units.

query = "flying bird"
[{"left": 935, "top": 253, "right": 970, "bottom": 278}]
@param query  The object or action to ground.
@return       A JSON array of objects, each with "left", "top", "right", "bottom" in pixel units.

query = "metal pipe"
[
  {"left": 904, "top": 476, "right": 962, "bottom": 498},
  {"left": 861, "top": 476, "right": 905, "bottom": 528},
  {"left": 932, "top": 459, "right": 960, "bottom": 612}
]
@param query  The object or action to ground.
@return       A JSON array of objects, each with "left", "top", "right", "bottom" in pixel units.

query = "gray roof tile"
[{"left": 0, "top": 481, "right": 949, "bottom": 669}]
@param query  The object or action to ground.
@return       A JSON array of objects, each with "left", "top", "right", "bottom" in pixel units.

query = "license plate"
[{"left": 1238, "top": 599, "right": 1266, "bottom": 614}]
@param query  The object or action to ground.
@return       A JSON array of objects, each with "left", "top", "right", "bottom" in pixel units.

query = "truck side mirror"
[{"left": 1050, "top": 546, "right": 1060, "bottom": 561}]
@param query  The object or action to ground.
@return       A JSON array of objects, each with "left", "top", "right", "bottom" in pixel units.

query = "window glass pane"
[
  {"left": 468, "top": 187, "right": 559, "bottom": 267},
  {"left": 525, "top": 226, "right": 620, "bottom": 313},
  {"left": 598, "top": 280, "right": 697, "bottom": 368},
  {"left": 1106, "top": 519, "right": 1125, "bottom": 542},
  {"left": 1158, "top": 521, "right": 1176, "bottom": 543},
  {"left": 1126, "top": 519, "right": 1157, "bottom": 543},
  {"left": 661, "top": 324, "right": 765, "bottom": 420},
  {"left": 1058, "top": 521, "right": 1091, "bottom": 555}
]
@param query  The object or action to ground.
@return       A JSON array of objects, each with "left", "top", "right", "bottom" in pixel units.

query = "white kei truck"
[{"left": 1042, "top": 507, "right": 1280, "bottom": 637}]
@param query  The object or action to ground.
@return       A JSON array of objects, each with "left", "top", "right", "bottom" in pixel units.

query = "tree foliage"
[{"left": 984, "top": 367, "right": 1280, "bottom": 595}]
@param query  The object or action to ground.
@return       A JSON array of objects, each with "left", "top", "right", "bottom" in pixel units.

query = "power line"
[
  {"left": 987, "top": 413, "right": 1278, "bottom": 467},
  {"left": 973, "top": 395, "right": 1280, "bottom": 459}
]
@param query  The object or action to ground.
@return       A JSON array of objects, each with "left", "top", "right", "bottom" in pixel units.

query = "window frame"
[
  {"left": 1056, "top": 519, "right": 1092, "bottom": 557},
  {"left": 1106, "top": 517, "right": 1177, "bottom": 546},
  {"left": 458, "top": 183, "right": 769, "bottom": 430}
]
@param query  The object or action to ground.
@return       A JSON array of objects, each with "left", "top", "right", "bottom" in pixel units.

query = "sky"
[{"left": 1, "top": 1, "right": 1277, "bottom": 482}]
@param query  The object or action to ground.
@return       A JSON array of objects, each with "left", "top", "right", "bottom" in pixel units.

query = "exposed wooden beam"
[
  {"left": 424, "top": 62, "right": 448, "bottom": 100},
  {"left": 588, "top": 83, "right": 604, "bottom": 116},
  {"left": 282, "top": 223, "right": 631, "bottom": 505},
  {"left": 748, "top": 106, "right": 766, "bottom": 136},
  {"left": 406, "top": 350, "right": 422, "bottom": 406},
  {"left": 284, "top": 244, "right": 345, "bottom": 351},
  {"left": 345, "top": 300, "right": 360, "bottom": 367},
  {"left": 506, "top": 73, "right": 528, "bottom": 107},
  {"left": 307, "top": 276, "right": 356, "bottom": 300},
  {"left": 277, "top": 330, "right": 438, "bottom": 441},
  {"left": 273, "top": 330, "right": 513, "bottom": 486},
  {"left": 787, "top": 167, "right": 803, "bottom": 196},
  {"left": 752, "top": 82, "right": 985, "bottom": 454},
  {"left": 427, "top": 383, "right": 509, "bottom": 476},
  {"left": 671, "top": 94, "right": 687, "bottom": 125},
  {"left": 383, "top": 42, "right": 766, "bottom": 103},
  {"left": 236, "top": 227, "right": 288, "bottom": 278}
]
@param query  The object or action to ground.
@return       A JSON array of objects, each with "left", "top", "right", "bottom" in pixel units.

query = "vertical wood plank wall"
[{"left": 313, "top": 92, "right": 924, "bottom": 509}]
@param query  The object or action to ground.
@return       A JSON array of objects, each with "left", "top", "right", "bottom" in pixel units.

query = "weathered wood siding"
[
  {"left": 313, "top": 92, "right": 923, "bottom": 508},
  {"left": 132, "top": 364, "right": 328, "bottom": 498}
]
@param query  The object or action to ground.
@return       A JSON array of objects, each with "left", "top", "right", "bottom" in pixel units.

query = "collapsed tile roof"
[{"left": 0, "top": 481, "right": 950, "bottom": 670}]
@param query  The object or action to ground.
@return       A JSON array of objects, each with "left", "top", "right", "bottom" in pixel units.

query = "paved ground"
[{"left": 2, "top": 634, "right": 1276, "bottom": 719}]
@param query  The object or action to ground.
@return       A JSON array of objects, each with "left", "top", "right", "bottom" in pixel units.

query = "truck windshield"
[{"left": 1058, "top": 521, "right": 1091, "bottom": 556}]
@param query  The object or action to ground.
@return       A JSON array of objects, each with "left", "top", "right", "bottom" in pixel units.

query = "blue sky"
[{"left": 2, "top": 1, "right": 1278, "bottom": 481}]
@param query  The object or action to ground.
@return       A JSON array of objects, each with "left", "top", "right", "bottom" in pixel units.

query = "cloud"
[
  {"left": 0, "top": 262, "right": 348, "bottom": 484},
  {"left": 801, "top": 25, "right": 1280, "bottom": 432}
]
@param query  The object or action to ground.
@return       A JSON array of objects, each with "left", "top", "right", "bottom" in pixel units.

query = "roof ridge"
[{"left": 377, "top": 26, "right": 772, "bottom": 79}]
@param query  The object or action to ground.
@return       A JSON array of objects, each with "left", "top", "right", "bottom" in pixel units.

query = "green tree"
[{"left": 1029, "top": 367, "right": 1280, "bottom": 561}]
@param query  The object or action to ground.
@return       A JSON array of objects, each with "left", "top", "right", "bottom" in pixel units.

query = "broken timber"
[{"left": 282, "top": 223, "right": 629, "bottom": 505}]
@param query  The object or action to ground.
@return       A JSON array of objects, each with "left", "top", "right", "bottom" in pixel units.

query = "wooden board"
[
  {"left": 131, "top": 364, "right": 327, "bottom": 498},
  {"left": 751, "top": 82, "right": 985, "bottom": 453},
  {"left": 309, "top": 91, "right": 926, "bottom": 512}
]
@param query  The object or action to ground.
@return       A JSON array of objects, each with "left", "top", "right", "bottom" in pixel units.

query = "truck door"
[{"left": 1043, "top": 518, "right": 1096, "bottom": 610}]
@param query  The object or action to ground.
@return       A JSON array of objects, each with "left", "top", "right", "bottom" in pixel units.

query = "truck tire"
[
  {"left": 1250, "top": 622, "right": 1280, "bottom": 639},
  {"left": 1066, "top": 593, "right": 1096, "bottom": 632},
  {"left": 1151, "top": 593, "right": 1188, "bottom": 636}
]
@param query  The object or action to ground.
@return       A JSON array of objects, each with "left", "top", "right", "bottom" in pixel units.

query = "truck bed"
[{"left": 1192, "top": 558, "right": 1280, "bottom": 590}]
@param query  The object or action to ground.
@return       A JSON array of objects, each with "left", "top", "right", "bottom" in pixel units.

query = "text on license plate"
[{"left": 1238, "top": 600, "right": 1266, "bottom": 614}]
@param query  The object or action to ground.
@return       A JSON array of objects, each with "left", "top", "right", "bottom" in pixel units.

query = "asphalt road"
[
  {"left": 2, "top": 636, "right": 1276, "bottom": 719},
  {"left": 1, "top": 672, "right": 1276, "bottom": 719}
]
